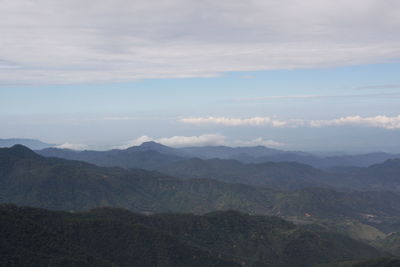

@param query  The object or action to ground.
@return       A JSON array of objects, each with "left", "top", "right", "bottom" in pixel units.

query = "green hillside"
[{"left": 0, "top": 205, "right": 384, "bottom": 267}]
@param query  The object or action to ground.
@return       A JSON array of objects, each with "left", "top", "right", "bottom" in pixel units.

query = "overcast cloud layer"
[{"left": 1, "top": 0, "right": 400, "bottom": 85}]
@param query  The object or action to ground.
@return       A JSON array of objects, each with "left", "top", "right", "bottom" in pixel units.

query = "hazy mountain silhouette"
[
  {"left": 37, "top": 141, "right": 400, "bottom": 171},
  {"left": 0, "top": 138, "right": 54, "bottom": 150}
]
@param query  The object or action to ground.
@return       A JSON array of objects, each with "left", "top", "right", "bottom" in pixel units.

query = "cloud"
[
  {"left": 55, "top": 143, "right": 88, "bottom": 150},
  {"left": 116, "top": 134, "right": 284, "bottom": 148},
  {"left": 1, "top": 0, "right": 400, "bottom": 85},
  {"left": 179, "top": 116, "right": 302, "bottom": 127},
  {"left": 180, "top": 114, "right": 400, "bottom": 129},
  {"left": 157, "top": 134, "right": 226, "bottom": 147},
  {"left": 233, "top": 137, "right": 284, "bottom": 147},
  {"left": 310, "top": 115, "right": 400, "bottom": 129},
  {"left": 116, "top": 134, "right": 226, "bottom": 149},
  {"left": 117, "top": 136, "right": 154, "bottom": 148}
]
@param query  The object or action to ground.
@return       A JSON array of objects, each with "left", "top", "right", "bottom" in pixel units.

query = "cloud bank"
[
  {"left": 179, "top": 117, "right": 300, "bottom": 127},
  {"left": 180, "top": 115, "right": 400, "bottom": 129},
  {"left": 310, "top": 115, "right": 400, "bottom": 129},
  {"left": 1, "top": 0, "right": 400, "bottom": 85},
  {"left": 116, "top": 134, "right": 226, "bottom": 149},
  {"left": 55, "top": 143, "right": 89, "bottom": 150},
  {"left": 233, "top": 138, "right": 284, "bottom": 147},
  {"left": 116, "top": 134, "right": 283, "bottom": 149}
]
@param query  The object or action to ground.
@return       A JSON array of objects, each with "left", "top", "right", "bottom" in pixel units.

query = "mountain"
[
  {"left": 38, "top": 142, "right": 184, "bottom": 170},
  {"left": 0, "top": 204, "right": 240, "bottom": 267},
  {"left": 4, "top": 145, "right": 400, "bottom": 233},
  {"left": 319, "top": 258, "right": 400, "bottom": 267},
  {"left": 0, "top": 205, "right": 384, "bottom": 267},
  {"left": 159, "top": 158, "right": 327, "bottom": 190},
  {"left": 129, "top": 141, "right": 183, "bottom": 155},
  {"left": 36, "top": 142, "right": 400, "bottom": 172},
  {"left": 175, "top": 145, "right": 400, "bottom": 169},
  {"left": 158, "top": 157, "right": 400, "bottom": 192},
  {"left": 179, "top": 145, "right": 289, "bottom": 159},
  {"left": 326, "top": 159, "right": 400, "bottom": 191},
  {"left": 0, "top": 138, "right": 54, "bottom": 150},
  {"left": 0, "top": 145, "right": 278, "bottom": 213}
]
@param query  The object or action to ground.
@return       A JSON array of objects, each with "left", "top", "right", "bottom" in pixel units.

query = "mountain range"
[
  {"left": 1, "top": 138, "right": 399, "bottom": 169},
  {"left": 37, "top": 141, "right": 400, "bottom": 170},
  {"left": 0, "top": 138, "right": 54, "bottom": 150},
  {"left": 0, "top": 204, "right": 385, "bottom": 267},
  {"left": 3, "top": 145, "right": 400, "bottom": 232},
  {"left": 2, "top": 144, "right": 400, "bottom": 265}
]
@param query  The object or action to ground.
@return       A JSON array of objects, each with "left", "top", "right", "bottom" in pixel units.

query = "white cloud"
[
  {"left": 1, "top": 0, "right": 400, "bottom": 85},
  {"left": 116, "top": 136, "right": 154, "bottom": 148},
  {"left": 55, "top": 143, "right": 88, "bottom": 150},
  {"left": 233, "top": 137, "right": 284, "bottom": 147},
  {"left": 180, "top": 114, "right": 400, "bottom": 129},
  {"left": 116, "top": 134, "right": 284, "bottom": 148},
  {"left": 116, "top": 134, "right": 226, "bottom": 149},
  {"left": 310, "top": 115, "right": 400, "bottom": 129},
  {"left": 157, "top": 134, "right": 226, "bottom": 147},
  {"left": 179, "top": 116, "right": 301, "bottom": 127}
]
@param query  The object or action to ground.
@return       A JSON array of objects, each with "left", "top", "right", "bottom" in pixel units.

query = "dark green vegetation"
[
  {"left": 158, "top": 157, "right": 400, "bottom": 192},
  {"left": 37, "top": 142, "right": 400, "bottom": 192},
  {"left": 318, "top": 258, "right": 400, "bottom": 267},
  {"left": 159, "top": 158, "right": 326, "bottom": 190},
  {"left": 3, "top": 145, "right": 400, "bottom": 225},
  {"left": 0, "top": 145, "right": 277, "bottom": 213},
  {"left": 0, "top": 205, "right": 384, "bottom": 267},
  {"left": 331, "top": 159, "right": 400, "bottom": 191},
  {"left": 2, "top": 145, "right": 400, "bottom": 266}
]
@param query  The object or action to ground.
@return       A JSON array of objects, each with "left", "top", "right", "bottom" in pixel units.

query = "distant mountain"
[
  {"left": 0, "top": 205, "right": 383, "bottom": 267},
  {"left": 175, "top": 145, "right": 400, "bottom": 169},
  {"left": 0, "top": 138, "right": 54, "bottom": 150},
  {"left": 159, "top": 158, "right": 327, "bottom": 190},
  {"left": 129, "top": 141, "right": 183, "bottom": 155},
  {"left": 0, "top": 145, "right": 277, "bottom": 213},
  {"left": 4, "top": 145, "right": 400, "bottom": 231},
  {"left": 36, "top": 142, "right": 400, "bottom": 171},
  {"left": 158, "top": 156, "right": 400, "bottom": 192},
  {"left": 330, "top": 159, "right": 400, "bottom": 191},
  {"left": 38, "top": 142, "right": 184, "bottom": 170},
  {"left": 179, "top": 145, "right": 291, "bottom": 159}
]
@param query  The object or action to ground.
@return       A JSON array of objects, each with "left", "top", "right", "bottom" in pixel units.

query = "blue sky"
[
  {"left": 1, "top": 1, "right": 400, "bottom": 152},
  {"left": 2, "top": 62, "right": 400, "bottom": 152}
]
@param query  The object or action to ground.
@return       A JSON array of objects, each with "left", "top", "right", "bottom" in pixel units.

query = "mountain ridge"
[
  {"left": 0, "top": 204, "right": 384, "bottom": 267},
  {"left": 37, "top": 141, "right": 400, "bottom": 170}
]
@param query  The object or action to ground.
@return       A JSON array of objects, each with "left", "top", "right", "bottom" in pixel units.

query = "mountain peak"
[
  {"left": 123, "top": 141, "right": 173, "bottom": 153},
  {"left": 1, "top": 144, "right": 39, "bottom": 159},
  {"left": 140, "top": 141, "right": 166, "bottom": 148},
  {"left": 0, "top": 138, "right": 53, "bottom": 150}
]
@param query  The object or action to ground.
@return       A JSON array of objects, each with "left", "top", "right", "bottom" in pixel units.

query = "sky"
[{"left": 1, "top": 0, "right": 400, "bottom": 152}]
